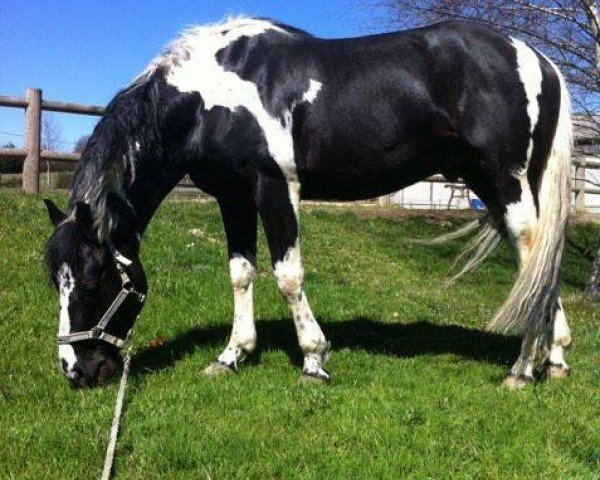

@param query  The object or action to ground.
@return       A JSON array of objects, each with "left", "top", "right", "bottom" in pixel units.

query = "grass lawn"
[{"left": 1, "top": 191, "right": 598, "bottom": 479}]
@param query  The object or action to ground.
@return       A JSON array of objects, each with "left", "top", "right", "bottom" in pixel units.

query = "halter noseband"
[{"left": 56, "top": 242, "right": 146, "bottom": 349}]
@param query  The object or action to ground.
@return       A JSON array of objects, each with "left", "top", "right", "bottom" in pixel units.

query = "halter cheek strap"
[{"left": 56, "top": 242, "right": 145, "bottom": 349}]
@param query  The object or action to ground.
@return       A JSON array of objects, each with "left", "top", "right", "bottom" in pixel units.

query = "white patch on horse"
[
  {"left": 302, "top": 79, "right": 322, "bottom": 103},
  {"left": 288, "top": 180, "right": 301, "bottom": 220},
  {"left": 505, "top": 185, "right": 537, "bottom": 245},
  {"left": 549, "top": 298, "right": 571, "bottom": 367},
  {"left": 58, "top": 263, "right": 77, "bottom": 374},
  {"left": 504, "top": 40, "right": 540, "bottom": 253},
  {"left": 511, "top": 38, "right": 543, "bottom": 171},
  {"left": 506, "top": 38, "right": 544, "bottom": 245},
  {"left": 153, "top": 17, "right": 319, "bottom": 182},
  {"left": 217, "top": 255, "right": 257, "bottom": 367}
]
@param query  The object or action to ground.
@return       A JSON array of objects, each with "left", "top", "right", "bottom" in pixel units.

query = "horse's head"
[{"left": 44, "top": 199, "right": 147, "bottom": 387}]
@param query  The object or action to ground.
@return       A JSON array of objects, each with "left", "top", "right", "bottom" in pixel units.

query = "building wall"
[
  {"left": 391, "top": 181, "right": 474, "bottom": 210},
  {"left": 387, "top": 156, "right": 600, "bottom": 213}
]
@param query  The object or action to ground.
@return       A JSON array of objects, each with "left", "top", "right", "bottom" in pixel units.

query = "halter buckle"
[{"left": 90, "top": 326, "right": 103, "bottom": 339}]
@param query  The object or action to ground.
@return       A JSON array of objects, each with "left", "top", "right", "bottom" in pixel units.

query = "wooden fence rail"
[
  {"left": 1, "top": 88, "right": 599, "bottom": 212},
  {"left": 0, "top": 88, "right": 106, "bottom": 194}
]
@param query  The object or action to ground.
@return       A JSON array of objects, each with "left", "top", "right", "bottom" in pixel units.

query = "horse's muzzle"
[{"left": 63, "top": 353, "right": 122, "bottom": 388}]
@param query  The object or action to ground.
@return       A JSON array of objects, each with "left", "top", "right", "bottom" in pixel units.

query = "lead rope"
[{"left": 101, "top": 346, "right": 132, "bottom": 480}]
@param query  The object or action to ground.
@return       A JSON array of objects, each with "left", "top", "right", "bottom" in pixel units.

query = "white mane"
[{"left": 134, "top": 16, "right": 292, "bottom": 83}]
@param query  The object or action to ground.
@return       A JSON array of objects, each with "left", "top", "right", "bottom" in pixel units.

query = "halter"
[{"left": 56, "top": 242, "right": 146, "bottom": 349}]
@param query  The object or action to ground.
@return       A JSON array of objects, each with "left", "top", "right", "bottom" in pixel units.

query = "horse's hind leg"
[
  {"left": 509, "top": 298, "right": 572, "bottom": 384},
  {"left": 501, "top": 180, "right": 570, "bottom": 388},
  {"left": 204, "top": 200, "right": 258, "bottom": 375},
  {"left": 255, "top": 175, "right": 331, "bottom": 382},
  {"left": 504, "top": 301, "right": 571, "bottom": 387}
]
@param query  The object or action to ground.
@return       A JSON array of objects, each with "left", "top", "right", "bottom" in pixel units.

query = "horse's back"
[
  {"left": 157, "top": 18, "right": 563, "bottom": 203},
  {"left": 288, "top": 22, "right": 559, "bottom": 200}
]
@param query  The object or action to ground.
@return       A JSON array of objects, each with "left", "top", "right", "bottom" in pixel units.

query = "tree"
[
  {"left": 379, "top": 0, "right": 600, "bottom": 300},
  {"left": 73, "top": 134, "right": 91, "bottom": 153},
  {"left": 41, "top": 113, "right": 62, "bottom": 151},
  {"left": 380, "top": 1, "right": 599, "bottom": 125},
  {"left": 39, "top": 113, "right": 67, "bottom": 181}
]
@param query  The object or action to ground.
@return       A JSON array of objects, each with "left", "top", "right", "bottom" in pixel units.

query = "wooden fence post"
[
  {"left": 22, "top": 88, "right": 42, "bottom": 194},
  {"left": 575, "top": 156, "right": 586, "bottom": 214}
]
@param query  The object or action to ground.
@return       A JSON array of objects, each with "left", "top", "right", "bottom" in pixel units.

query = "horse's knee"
[{"left": 229, "top": 255, "right": 255, "bottom": 290}]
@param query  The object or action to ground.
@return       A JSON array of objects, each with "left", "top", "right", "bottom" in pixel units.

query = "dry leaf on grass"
[
  {"left": 147, "top": 336, "right": 166, "bottom": 348},
  {"left": 188, "top": 228, "right": 220, "bottom": 244}
]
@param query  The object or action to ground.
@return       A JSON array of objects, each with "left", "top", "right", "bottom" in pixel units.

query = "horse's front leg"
[
  {"left": 256, "top": 175, "right": 331, "bottom": 382},
  {"left": 204, "top": 200, "right": 258, "bottom": 375}
]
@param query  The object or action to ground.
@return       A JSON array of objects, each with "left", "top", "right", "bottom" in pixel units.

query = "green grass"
[{"left": 1, "top": 191, "right": 599, "bottom": 479}]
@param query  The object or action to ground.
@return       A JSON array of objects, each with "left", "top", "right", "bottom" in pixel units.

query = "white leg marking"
[
  {"left": 274, "top": 240, "right": 330, "bottom": 380},
  {"left": 216, "top": 255, "right": 257, "bottom": 369},
  {"left": 548, "top": 299, "right": 571, "bottom": 377},
  {"left": 504, "top": 350, "right": 537, "bottom": 390},
  {"left": 287, "top": 179, "right": 301, "bottom": 220},
  {"left": 551, "top": 299, "right": 571, "bottom": 348},
  {"left": 57, "top": 263, "right": 78, "bottom": 375},
  {"left": 273, "top": 182, "right": 330, "bottom": 379}
]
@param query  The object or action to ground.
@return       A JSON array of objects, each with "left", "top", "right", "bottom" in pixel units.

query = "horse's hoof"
[
  {"left": 300, "top": 368, "right": 331, "bottom": 384},
  {"left": 202, "top": 361, "right": 236, "bottom": 376},
  {"left": 546, "top": 363, "right": 571, "bottom": 379},
  {"left": 502, "top": 374, "right": 534, "bottom": 390}
]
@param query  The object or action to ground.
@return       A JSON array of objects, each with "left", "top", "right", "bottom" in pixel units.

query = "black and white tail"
[{"left": 488, "top": 62, "right": 572, "bottom": 335}]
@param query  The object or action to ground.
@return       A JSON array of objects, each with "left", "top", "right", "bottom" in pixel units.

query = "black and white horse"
[{"left": 45, "top": 17, "right": 572, "bottom": 389}]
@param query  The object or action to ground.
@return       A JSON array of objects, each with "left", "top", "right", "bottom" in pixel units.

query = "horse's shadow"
[{"left": 131, "top": 318, "right": 520, "bottom": 377}]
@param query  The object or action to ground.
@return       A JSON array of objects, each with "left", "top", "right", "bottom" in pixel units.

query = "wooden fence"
[
  {"left": 1, "top": 87, "right": 599, "bottom": 212},
  {"left": 0, "top": 88, "right": 104, "bottom": 193}
]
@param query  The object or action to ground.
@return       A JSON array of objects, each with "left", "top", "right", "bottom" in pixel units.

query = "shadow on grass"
[{"left": 131, "top": 318, "right": 519, "bottom": 377}]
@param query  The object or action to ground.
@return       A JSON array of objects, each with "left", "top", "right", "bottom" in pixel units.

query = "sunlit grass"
[{"left": 1, "top": 191, "right": 598, "bottom": 479}]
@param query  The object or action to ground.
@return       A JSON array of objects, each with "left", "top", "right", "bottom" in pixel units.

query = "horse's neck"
[{"left": 125, "top": 158, "right": 187, "bottom": 234}]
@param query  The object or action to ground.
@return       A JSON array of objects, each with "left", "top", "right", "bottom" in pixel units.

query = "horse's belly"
[
  {"left": 296, "top": 138, "right": 442, "bottom": 201},
  {"left": 298, "top": 160, "right": 434, "bottom": 201}
]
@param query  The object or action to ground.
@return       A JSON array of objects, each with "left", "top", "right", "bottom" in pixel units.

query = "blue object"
[{"left": 470, "top": 198, "right": 486, "bottom": 211}]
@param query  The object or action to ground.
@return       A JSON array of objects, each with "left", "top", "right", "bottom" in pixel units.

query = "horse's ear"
[
  {"left": 44, "top": 199, "right": 66, "bottom": 227},
  {"left": 75, "top": 201, "right": 94, "bottom": 231}
]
